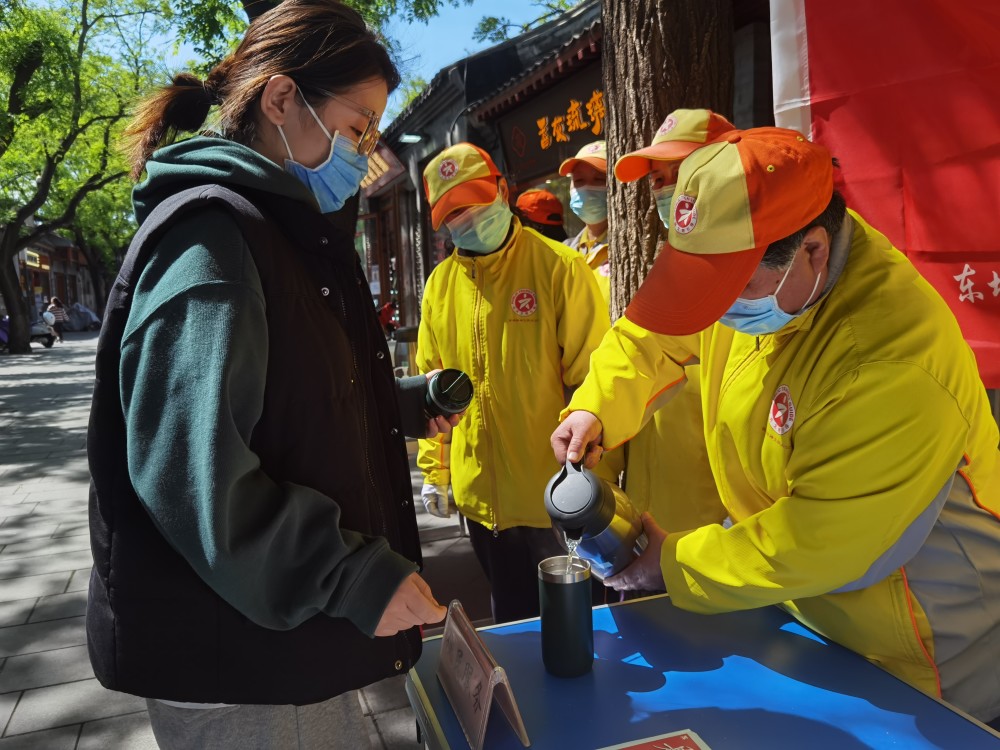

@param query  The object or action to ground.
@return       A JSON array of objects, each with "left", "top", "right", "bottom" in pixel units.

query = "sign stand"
[{"left": 436, "top": 600, "right": 531, "bottom": 750}]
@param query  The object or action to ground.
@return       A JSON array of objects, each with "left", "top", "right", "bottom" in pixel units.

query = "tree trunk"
[
  {"left": 73, "top": 230, "right": 110, "bottom": 317},
  {"left": 0, "top": 227, "right": 33, "bottom": 354},
  {"left": 602, "top": 0, "right": 734, "bottom": 320}
]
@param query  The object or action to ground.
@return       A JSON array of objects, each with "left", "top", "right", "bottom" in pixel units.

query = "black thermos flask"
[
  {"left": 423, "top": 368, "right": 473, "bottom": 421},
  {"left": 538, "top": 556, "right": 594, "bottom": 678}
]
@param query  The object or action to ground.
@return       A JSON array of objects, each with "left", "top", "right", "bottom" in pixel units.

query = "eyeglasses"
[{"left": 314, "top": 90, "right": 381, "bottom": 157}]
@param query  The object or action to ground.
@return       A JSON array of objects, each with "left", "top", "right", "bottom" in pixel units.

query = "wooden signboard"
[{"left": 435, "top": 600, "right": 530, "bottom": 750}]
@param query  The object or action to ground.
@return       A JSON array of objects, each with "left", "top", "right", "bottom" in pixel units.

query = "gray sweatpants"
[{"left": 146, "top": 690, "right": 372, "bottom": 750}]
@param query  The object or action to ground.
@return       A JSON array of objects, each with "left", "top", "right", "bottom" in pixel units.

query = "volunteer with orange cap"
[
  {"left": 560, "top": 141, "right": 612, "bottom": 300},
  {"left": 551, "top": 127, "right": 1000, "bottom": 724},
  {"left": 514, "top": 188, "right": 567, "bottom": 241},
  {"left": 610, "top": 109, "right": 734, "bottom": 534},
  {"left": 418, "top": 142, "right": 610, "bottom": 623}
]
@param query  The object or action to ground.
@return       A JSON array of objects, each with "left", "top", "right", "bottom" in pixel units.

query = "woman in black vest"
[{"left": 88, "top": 2, "right": 457, "bottom": 747}]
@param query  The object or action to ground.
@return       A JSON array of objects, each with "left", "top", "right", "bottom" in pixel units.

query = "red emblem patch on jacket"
[
  {"left": 769, "top": 385, "right": 796, "bottom": 435},
  {"left": 511, "top": 289, "right": 537, "bottom": 316}
]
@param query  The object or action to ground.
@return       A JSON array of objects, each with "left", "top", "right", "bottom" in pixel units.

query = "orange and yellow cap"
[
  {"left": 558, "top": 141, "right": 607, "bottom": 176},
  {"left": 423, "top": 143, "right": 502, "bottom": 229},
  {"left": 614, "top": 109, "right": 736, "bottom": 183},
  {"left": 625, "top": 127, "right": 835, "bottom": 335}
]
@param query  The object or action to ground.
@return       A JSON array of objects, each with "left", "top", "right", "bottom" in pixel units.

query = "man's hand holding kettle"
[{"left": 550, "top": 410, "right": 606, "bottom": 468}]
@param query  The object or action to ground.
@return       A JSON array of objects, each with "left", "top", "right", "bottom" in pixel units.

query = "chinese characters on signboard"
[
  {"left": 536, "top": 90, "right": 606, "bottom": 149},
  {"left": 952, "top": 264, "right": 1000, "bottom": 304},
  {"left": 496, "top": 62, "right": 604, "bottom": 185}
]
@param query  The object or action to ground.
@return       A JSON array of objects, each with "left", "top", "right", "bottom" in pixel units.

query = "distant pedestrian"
[
  {"left": 378, "top": 299, "right": 398, "bottom": 336},
  {"left": 46, "top": 297, "right": 69, "bottom": 343},
  {"left": 514, "top": 188, "right": 567, "bottom": 241}
]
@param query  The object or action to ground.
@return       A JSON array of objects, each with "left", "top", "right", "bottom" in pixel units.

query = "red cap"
[
  {"left": 625, "top": 127, "right": 835, "bottom": 335},
  {"left": 515, "top": 189, "right": 564, "bottom": 226}
]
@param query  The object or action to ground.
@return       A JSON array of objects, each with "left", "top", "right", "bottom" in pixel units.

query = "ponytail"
[
  {"left": 123, "top": 71, "right": 222, "bottom": 179},
  {"left": 123, "top": 0, "right": 399, "bottom": 181}
]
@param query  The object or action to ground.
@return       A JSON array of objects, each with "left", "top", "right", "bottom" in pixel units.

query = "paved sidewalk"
[{"left": 0, "top": 332, "right": 491, "bottom": 748}]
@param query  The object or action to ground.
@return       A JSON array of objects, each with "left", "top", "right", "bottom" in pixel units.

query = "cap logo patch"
[
  {"left": 768, "top": 385, "right": 796, "bottom": 435},
  {"left": 673, "top": 194, "right": 697, "bottom": 234},
  {"left": 585, "top": 143, "right": 602, "bottom": 154},
  {"left": 511, "top": 289, "right": 537, "bottom": 317},
  {"left": 657, "top": 115, "right": 678, "bottom": 135},
  {"left": 438, "top": 159, "right": 459, "bottom": 180}
]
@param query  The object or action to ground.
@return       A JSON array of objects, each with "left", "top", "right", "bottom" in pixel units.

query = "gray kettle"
[{"left": 543, "top": 461, "right": 647, "bottom": 580}]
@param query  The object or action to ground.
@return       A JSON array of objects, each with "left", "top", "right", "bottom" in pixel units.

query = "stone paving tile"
[
  {"left": 0, "top": 646, "right": 93, "bottom": 693},
  {"left": 5, "top": 678, "right": 145, "bottom": 736},
  {"left": 76, "top": 712, "right": 157, "bottom": 750},
  {"left": 0, "top": 507, "right": 36, "bottom": 523},
  {"left": 16, "top": 490, "right": 86, "bottom": 505},
  {"left": 0, "top": 550, "right": 92, "bottom": 582},
  {"left": 28, "top": 592, "right": 87, "bottom": 625},
  {"left": 0, "top": 536, "right": 91, "bottom": 563},
  {"left": 0, "top": 573, "right": 71, "bottom": 605},
  {"left": 10, "top": 494, "right": 84, "bottom": 510},
  {"left": 0, "top": 724, "right": 80, "bottom": 749},
  {"left": 0, "top": 523, "right": 61, "bottom": 547},
  {"left": 64, "top": 569, "right": 91, "bottom": 593},
  {"left": 0, "top": 603, "right": 32, "bottom": 629},
  {"left": 373, "top": 706, "right": 422, "bottom": 749},
  {"left": 14, "top": 507, "right": 87, "bottom": 524},
  {"left": 362, "top": 675, "right": 411, "bottom": 715},
  {"left": 51, "top": 523, "right": 89, "bottom": 540},
  {"left": 0, "top": 691, "right": 17, "bottom": 736},
  {"left": 0, "top": 616, "right": 86, "bottom": 659}
]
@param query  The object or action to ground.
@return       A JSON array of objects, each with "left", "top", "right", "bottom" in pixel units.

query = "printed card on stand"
[{"left": 436, "top": 600, "right": 530, "bottom": 750}]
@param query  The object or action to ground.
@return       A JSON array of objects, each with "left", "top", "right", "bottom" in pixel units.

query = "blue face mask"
[
  {"left": 652, "top": 185, "right": 675, "bottom": 229},
  {"left": 278, "top": 94, "right": 369, "bottom": 214},
  {"left": 569, "top": 185, "right": 608, "bottom": 224},
  {"left": 446, "top": 195, "right": 513, "bottom": 254},
  {"left": 719, "top": 254, "right": 823, "bottom": 335}
]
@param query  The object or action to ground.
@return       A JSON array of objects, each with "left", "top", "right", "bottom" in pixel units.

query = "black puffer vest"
[{"left": 87, "top": 185, "right": 422, "bottom": 705}]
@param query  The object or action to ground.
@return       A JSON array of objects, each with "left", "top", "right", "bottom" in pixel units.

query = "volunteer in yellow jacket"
[
  {"left": 561, "top": 141, "right": 611, "bottom": 301},
  {"left": 550, "top": 127, "right": 1000, "bottom": 725},
  {"left": 418, "top": 142, "right": 610, "bottom": 623},
  {"left": 609, "top": 109, "right": 734, "bottom": 532}
]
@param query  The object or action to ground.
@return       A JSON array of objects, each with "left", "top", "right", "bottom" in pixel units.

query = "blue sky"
[
  {"left": 162, "top": 0, "right": 563, "bottom": 123},
  {"left": 384, "top": 0, "right": 563, "bottom": 120}
]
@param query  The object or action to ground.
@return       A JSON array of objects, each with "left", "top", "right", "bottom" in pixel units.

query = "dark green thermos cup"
[{"left": 538, "top": 556, "right": 593, "bottom": 677}]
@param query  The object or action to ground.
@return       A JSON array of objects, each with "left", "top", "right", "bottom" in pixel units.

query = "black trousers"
[{"left": 467, "top": 521, "right": 612, "bottom": 624}]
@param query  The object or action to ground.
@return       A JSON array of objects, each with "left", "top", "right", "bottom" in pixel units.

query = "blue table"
[{"left": 406, "top": 594, "right": 1000, "bottom": 749}]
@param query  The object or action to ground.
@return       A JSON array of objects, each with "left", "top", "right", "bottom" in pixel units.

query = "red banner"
[{"left": 770, "top": 0, "right": 1000, "bottom": 386}]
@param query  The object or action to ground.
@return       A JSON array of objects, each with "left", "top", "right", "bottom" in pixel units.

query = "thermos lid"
[
  {"left": 544, "top": 461, "right": 610, "bottom": 532},
  {"left": 427, "top": 369, "right": 473, "bottom": 415}
]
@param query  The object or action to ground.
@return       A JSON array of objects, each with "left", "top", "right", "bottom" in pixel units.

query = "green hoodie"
[{"left": 121, "top": 136, "right": 416, "bottom": 636}]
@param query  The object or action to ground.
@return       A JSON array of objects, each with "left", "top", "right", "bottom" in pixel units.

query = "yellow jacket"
[
  {"left": 567, "top": 228, "right": 725, "bottom": 530},
  {"left": 418, "top": 220, "right": 610, "bottom": 531},
  {"left": 567, "top": 212, "right": 1000, "bottom": 720},
  {"left": 566, "top": 226, "right": 611, "bottom": 302}
]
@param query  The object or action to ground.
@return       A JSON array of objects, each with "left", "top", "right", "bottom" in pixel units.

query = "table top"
[{"left": 407, "top": 594, "right": 1000, "bottom": 750}]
